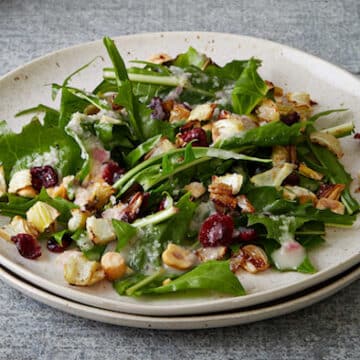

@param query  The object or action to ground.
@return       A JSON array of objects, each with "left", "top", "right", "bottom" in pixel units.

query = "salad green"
[{"left": 0, "top": 36, "right": 358, "bottom": 298}]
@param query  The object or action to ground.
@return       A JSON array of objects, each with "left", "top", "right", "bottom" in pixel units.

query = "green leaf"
[
  {"left": 52, "top": 229, "right": 69, "bottom": 246},
  {"left": 248, "top": 214, "right": 305, "bottom": 241},
  {"left": 71, "top": 230, "right": 105, "bottom": 261},
  {"left": 172, "top": 47, "right": 210, "bottom": 69},
  {"left": 83, "top": 244, "right": 106, "bottom": 261},
  {"left": 160, "top": 192, "right": 198, "bottom": 245},
  {"left": 59, "top": 87, "right": 90, "bottom": 128},
  {"left": 216, "top": 121, "right": 306, "bottom": 150},
  {"left": 296, "top": 234, "right": 325, "bottom": 250},
  {"left": 124, "top": 135, "right": 161, "bottom": 167},
  {"left": 231, "top": 58, "right": 268, "bottom": 115},
  {"left": 297, "top": 256, "right": 317, "bottom": 274},
  {"left": 0, "top": 119, "right": 83, "bottom": 181},
  {"left": 308, "top": 108, "right": 348, "bottom": 123},
  {"left": 0, "top": 188, "right": 77, "bottom": 223},
  {"left": 113, "top": 273, "right": 147, "bottom": 295},
  {"left": 112, "top": 219, "right": 137, "bottom": 251},
  {"left": 143, "top": 261, "right": 245, "bottom": 296},
  {"left": 16, "top": 104, "right": 59, "bottom": 127},
  {"left": 205, "top": 59, "right": 255, "bottom": 81},
  {"left": 307, "top": 140, "right": 359, "bottom": 214}
]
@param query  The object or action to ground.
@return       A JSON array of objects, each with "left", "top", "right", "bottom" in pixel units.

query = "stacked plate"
[{"left": 0, "top": 32, "right": 360, "bottom": 329}]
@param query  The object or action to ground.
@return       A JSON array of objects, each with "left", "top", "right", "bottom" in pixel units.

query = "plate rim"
[
  {"left": 0, "top": 264, "right": 359, "bottom": 330},
  {"left": 0, "top": 31, "right": 360, "bottom": 316}
]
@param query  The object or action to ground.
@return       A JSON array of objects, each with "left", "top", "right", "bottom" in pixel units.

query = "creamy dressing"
[
  {"left": 215, "top": 84, "right": 233, "bottom": 106},
  {"left": 11, "top": 146, "right": 62, "bottom": 177},
  {"left": 272, "top": 240, "right": 306, "bottom": 270},
  {"left": 169, "top": 66, "right": 191, "bottom": 87}
]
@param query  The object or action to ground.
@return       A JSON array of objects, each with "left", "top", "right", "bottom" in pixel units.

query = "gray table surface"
[{"left": 0, "top": 0, "right": 359, "bottom": 359}]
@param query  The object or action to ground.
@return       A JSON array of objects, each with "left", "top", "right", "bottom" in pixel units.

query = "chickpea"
[{"left": 101, "top": 252, "right": 127, "bottom": 281}]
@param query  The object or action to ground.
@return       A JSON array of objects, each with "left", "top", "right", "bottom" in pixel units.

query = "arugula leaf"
[
  {"left": 308, "top": 108, "right": 348, "bottom": 123},
  {"left": 0, "top": 118, "right": 83, "bottom": 181},
  {"left": 112, "top": 219, "right": 137, "bottom": 251},
  {"left": 71, "top": 229, "right": 106, "bottom": 261},
  {"left": 115, "top": 146, "right": 270, "bottom": 194},
  {"left": 142, "top": 261, "right": 245, "bottom": 296},
  {"left": 160, "top": 192, "right": 198, "bottom": 245},
  {"left": 59, "top": 87, "right": 90, "bottom": 129},
  {"left": 0, "top": 188, "right": 77, "bottom": 223},
  {"left": 16, "top": 104, "right": 59, "bottom": 127},
  {"left": 127, "top": 223, "right": 167, "bottom": 272},
  {"left": 307, "top": 140, "right": 359, "bottom": 214},
  {"left": 296, "top": 234, "right": 325, "bottom": 249},
  {"left": 52, "top": 229, "right": 69, "bottom": 246},
  {"left": 216, "top": 121, "right": 306, "bottom": 150},
  {"left": 83, "top": 244, "right": 106, "bottom": 261},
  {"left": 248, "top": 214, "right": 306, "bottom": 241},
  {"left": 231, "top": 58, "right": 268, "bottom": 115},
  {"left": 205, "top": 59, "right": 255, "bottom": 81},
  {"left": 297, "top": 256, "right": 317, "bottom": 274},
  {"left": 113, "top": 273, "right": 147, "bottom": 295},
  {"left": 172, "top": 47, "right": 210, "bottom": 69},
  {"left": 103, "top": 37, "right": 143, "bottom": 140}
]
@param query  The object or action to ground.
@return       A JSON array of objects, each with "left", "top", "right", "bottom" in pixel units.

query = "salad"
[{"left": 0, "top": 36, "right": 358, "bottom": 298}]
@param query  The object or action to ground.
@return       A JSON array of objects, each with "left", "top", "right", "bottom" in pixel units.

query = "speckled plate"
[
  {"left": 1, "top": 32, "right": 360, "bottom": 316},
  {"left": 0, "top": 264, "right": 359, "bottom": 329}
]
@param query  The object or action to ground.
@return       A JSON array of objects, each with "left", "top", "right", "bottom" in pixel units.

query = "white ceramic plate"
[
  {"left": 1, "top": 32, "right": 360, "bottom": 316},
  {"left": 0, "top": 264, "right": 359, "bottom": 330}
]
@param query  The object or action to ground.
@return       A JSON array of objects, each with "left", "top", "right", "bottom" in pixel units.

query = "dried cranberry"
[
  {"left": 354, "top": 133, "right": 360, "bottom": 139},
  {"left": 47, "top": 234, "right": 72, "bottom": 253},
  {"left": 282, "top": 172, "right": 300, "bottom": 186},
  {"left": 236, "top": 227, "right": 258, "bottom": 242},
  {"left": 149, "top": 97, "right": 168, "bottom": 120},
  {"left": 199, "top": 213, "right": 234, "bottom": 247},
  {"left": 11, "top": 233, "right": 41, "bottom": 259},
  {"left": 30, "top": 165, "right": 58, "bottom": 191},
  {"left": 158, "top": 197, "right": 167, "bottom": 211},
  {"left": 179, "top": 128, "right": 208, "bottom": 147},
  {"left": 281, "top": 112, "right": 300, "bottom": 126},
  {"left": 102, "top": 161, "right": 125, "bottom": 185}
]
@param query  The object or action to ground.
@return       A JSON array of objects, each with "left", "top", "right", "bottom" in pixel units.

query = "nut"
[
  {"left": 184, "top": 182, "right": 206, "bottom": 198},
  {"left": 283, "top": 186, "right": 317, "bottom": 205},
  {"left": 0, "top": 166, "right": 7, "bottom": 197},
  {"left": 236, "top": 195, "right": 255, "bottom": 213},
  {"left": 74, "top": 181, "right": 115, "bottom": 211},
  {"left": 162, "top": 243, "right": 197, "bottom": 270},
  {"left": 196, "top": 246, "right": 227, "bottom": 262},
  {"left": 144, "top": 138, "right": 176, "bottom": 160},
  {"left": 298, "top": 163, "right": 323, "bottom": 180},
  {"left": 208, "top": 182, "right": 237, "bottom": 209},
  {"left": 317, "top": 183, "right": 345, "bottom": 201},
  {"left": 255, "top": 99, "right": 280, "bottom": 122},
  {"left": 272, "top": 146, "right": 289, "bottom": 166},
  {"left": 148, "top": 53, "right": 173, "bottom": 64},
  {"left": 169, "top": 103, "right": 191, "bottom": 123},
  {"left": 101, "top": 252, "right": 127, "bottom": 281},
  {"left": 162, "top": 278, "right": 172, "bottom": 286},
  {"left": 212, "top": 173, "right": 243, "bottom": 195},
  {"left": 188, "top": 103, "right": 216, "bottom": 122},
  {"left": 230, "top": 245, "right": 270, "bottom": 274},
  {"left": 17, "top": 186, "right": 38, "bottom": 198},
  {"left": 316, "top": 197, "right": 345, "bottom": 215}
]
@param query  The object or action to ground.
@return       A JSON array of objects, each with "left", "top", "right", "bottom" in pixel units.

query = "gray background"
[{"left": 0, "top": 0, "right": 359, "bottom": 359}]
